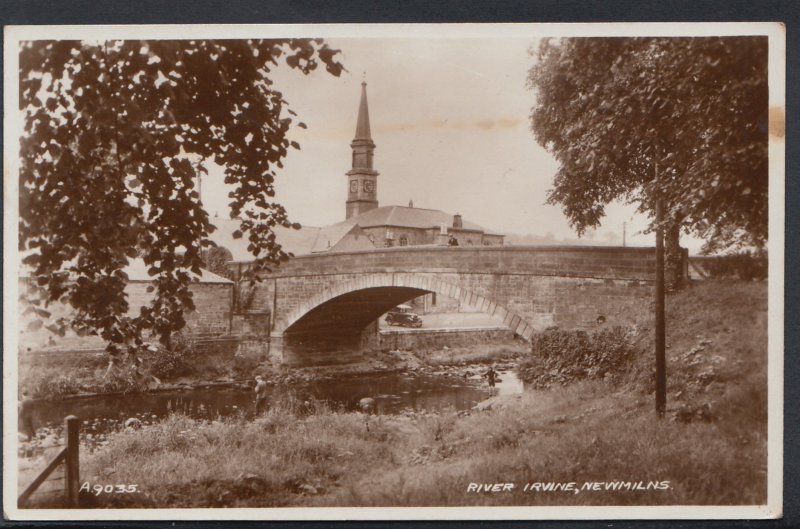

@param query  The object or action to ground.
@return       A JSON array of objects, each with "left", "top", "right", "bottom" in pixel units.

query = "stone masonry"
[{"left": 254, "top": 245, "right": 659, "bottom": 364}]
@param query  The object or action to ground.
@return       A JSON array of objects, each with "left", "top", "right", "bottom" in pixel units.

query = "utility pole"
[
  {"left": 654, "top": 161, "right": 666, "bottom": 418},
  {"left": 623, "top": 221, "right": 627, "bottom": 247}
]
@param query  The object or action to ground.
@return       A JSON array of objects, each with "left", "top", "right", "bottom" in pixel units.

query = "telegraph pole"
[
  {"left": 654, "top": 161, "right": 666, "bottom": 418},
  {"left": 623, "top": 221, "right": 627, "bottom": 247}
]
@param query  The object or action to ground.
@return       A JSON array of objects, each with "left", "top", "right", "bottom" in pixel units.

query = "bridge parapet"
[{"left": 263, "top": 245, "right": 655, "bottom": 281}]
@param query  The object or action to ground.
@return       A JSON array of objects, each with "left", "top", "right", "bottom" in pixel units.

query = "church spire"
[
  {"left": 346, "top": 80, "right": 379, "bottom": 220},
  {"left": 354, "top": 81, "right": 372, "bottom": 141}
]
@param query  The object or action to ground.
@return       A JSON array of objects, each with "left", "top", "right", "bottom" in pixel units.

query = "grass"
[{"left": 67, "top": 280, "right": 768, "bottom": 508}]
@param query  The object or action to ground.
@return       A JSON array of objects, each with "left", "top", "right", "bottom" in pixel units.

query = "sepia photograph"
[{"left": 3, "top": 23, "right": 784, "bottom": 520}]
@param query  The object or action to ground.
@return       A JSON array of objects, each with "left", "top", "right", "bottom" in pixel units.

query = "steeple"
[
  {"left": 354, "top": 81, "right": 372, "bottom": 141},
  {"left": 346, "top": 80, "right": 379, "bottom": 219}
]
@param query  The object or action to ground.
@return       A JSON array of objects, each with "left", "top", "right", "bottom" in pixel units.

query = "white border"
[{"left": 3, "top": 22, "right": 785, "bottom": 521}]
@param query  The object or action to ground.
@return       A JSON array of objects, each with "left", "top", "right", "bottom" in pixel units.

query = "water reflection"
[
  {"left": 494, "top": 369, "right": 525, "bottom": 396},
  {"left": 30, "top": 371, "right": 524, "bottom": 434}
]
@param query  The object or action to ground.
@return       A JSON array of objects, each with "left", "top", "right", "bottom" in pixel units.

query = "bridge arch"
[{"left": 280, "top": 272, "right": 534, "bottom": 340}]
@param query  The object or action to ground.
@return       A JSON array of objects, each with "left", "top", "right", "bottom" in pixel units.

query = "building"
[
  {"left": 19, "top": 259, "right": 234, "bottom": 353},
  {"left": 211, "top": 81, "right": 503, "bottom": 261}
]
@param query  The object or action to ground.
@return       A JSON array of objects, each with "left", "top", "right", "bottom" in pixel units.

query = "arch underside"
[
  {"left": 282, "top": 277, "right": 532, "bottom": 355},
  {"left": 283, "top": 286, "right": 430, "bottom": 353}
]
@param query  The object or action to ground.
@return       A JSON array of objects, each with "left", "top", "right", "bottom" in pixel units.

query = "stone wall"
[
  {"left": 376, "top": 327, "right": 515, "bottom": 352},
  {"left": 360, "top": 226, "right": 505, "bottom": 249},
  {"left": 19, "top": 280, "right": 235, "bottom": 353},
  {"left": 409, "top": 292, "right": 482, "bottom": 315}
]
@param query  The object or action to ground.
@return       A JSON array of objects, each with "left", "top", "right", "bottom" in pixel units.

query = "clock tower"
[{"left": 346, "top": 81, "right": 379, "bottom": 219}]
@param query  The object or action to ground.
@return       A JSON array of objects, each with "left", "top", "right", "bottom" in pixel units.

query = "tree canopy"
[
  {"left": 19, "top": 39, "right": 343, "bottom": 354},
  {"left": 528, "top": 37, "right": 768, "bottom": 255}
]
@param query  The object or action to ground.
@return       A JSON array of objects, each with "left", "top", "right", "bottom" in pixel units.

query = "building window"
[
  {"left": 399, "top": 235, "right": 409, "bottom": 247},
  {"left": 432, "top": 292, "right": 437, "bottom": 306}
]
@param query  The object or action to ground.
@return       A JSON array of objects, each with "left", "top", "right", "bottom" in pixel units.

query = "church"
[{"left": 211, "top": 82, "right": 504, "bottom": 260}]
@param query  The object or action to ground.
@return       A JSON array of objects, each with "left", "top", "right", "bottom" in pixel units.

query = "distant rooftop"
[
  {"left": 210, "top": 206, "right": 503, "bottom": 262},
  {"left": 340, "top": 205, "right": 502, "bottom": 235}
]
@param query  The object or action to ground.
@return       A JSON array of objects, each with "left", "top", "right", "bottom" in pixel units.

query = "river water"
[{"left": 30, "top": 369, "right": 524, "bottom": 436}]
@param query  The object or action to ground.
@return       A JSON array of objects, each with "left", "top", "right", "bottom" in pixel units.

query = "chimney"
[
  {"left": 438, "top": 223, "right": 449, "bottom": 246},
  {"left": 409, "top": 199, "right": 414, "bottom": 208},
  {"left": 453, "top": 213, "right": 462, "bottom": 229}
]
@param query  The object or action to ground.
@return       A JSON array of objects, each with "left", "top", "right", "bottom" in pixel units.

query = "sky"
[{"left": 201, "top": 37, "right": 699, "bottom": 251}]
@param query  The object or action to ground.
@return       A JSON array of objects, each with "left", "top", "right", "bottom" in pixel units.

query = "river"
[{"left": 28, "top": 369, "right": 524, "bottom": 438}]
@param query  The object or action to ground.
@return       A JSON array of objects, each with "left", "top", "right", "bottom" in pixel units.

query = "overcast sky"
[{"left": 201, "top": 37, "right": 704, "bottom": 252}]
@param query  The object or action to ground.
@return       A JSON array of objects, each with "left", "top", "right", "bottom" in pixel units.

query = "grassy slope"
[{"left": 77, "top": 281, "right": 767, "bottom": 508}]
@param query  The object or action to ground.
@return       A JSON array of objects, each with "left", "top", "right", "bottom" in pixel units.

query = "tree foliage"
[
  {"left": 19, "top": 39, "right": 342, "bottom": 355},
  {"left": 201, "top": 246, "right": 235, "bottom": 280},
  {"left": 528, "top": 37, "right": 768, "bottom": 255}
]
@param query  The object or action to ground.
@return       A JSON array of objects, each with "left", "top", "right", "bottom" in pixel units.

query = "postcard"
[{"left": 3, "top": 22, "right": 784, "bottom": 520}]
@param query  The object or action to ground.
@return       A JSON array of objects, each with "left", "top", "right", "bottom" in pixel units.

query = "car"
[{"left": 385, "top": 305, "right": 423, "bottom": 328}]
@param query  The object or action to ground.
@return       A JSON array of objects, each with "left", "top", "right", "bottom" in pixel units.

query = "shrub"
[
  {"left": 143, "top": 335, "right": 192, "bottom": 380},
  {"left": 697, "top": 251, "right": 768, "bottom": 280},
  {"left": 517, "top": 326, "right": 639, "bottom": 388},
  {"left": 26, "top": 372, "right": 85, "bottom": 398}
]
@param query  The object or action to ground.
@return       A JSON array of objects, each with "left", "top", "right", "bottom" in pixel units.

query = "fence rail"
[{"left": 18, "top": 415, "right": 80, "bottom": 508}]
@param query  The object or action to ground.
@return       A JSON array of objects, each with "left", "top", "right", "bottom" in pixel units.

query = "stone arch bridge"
[{"left": 242, "top": 246, "right": 656, "bottom": 365}]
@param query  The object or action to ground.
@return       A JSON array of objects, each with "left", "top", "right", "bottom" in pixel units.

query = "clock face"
[
  {"left": 364, "top": 180, "right": 374, "bottom": 193},
  {"left": 350, "top": 180, "right": 358, "bottom": 193}
]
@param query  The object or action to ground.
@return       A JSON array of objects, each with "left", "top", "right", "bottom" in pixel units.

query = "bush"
[
  {"left": 697, "top": 251, "right": 767, "bottom": 280},
  {"left": 517, "top": 326, "right": 639, "bottom": 388},
  {"left": 25, "top": 372, "right": 85, "bottom": 398},
  {"left": 143, "top": 335, "right": 192, "bottom": 379}
]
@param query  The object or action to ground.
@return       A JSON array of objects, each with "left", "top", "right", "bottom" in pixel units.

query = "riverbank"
[
  {"left": 74, "top": 376, "right": 764, "bottom": 508},
  {"left": 19, "top": 335, "right": 526, "bottom": 401},
  {"left": 43, "top": 280, "right": 767, "bottom": 508}
]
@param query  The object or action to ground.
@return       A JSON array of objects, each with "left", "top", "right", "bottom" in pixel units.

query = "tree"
[
  {"left": 201, "top": 246, "right": 235, "bottom": 280},
  {"left": 19, "top": 39, "right": 343, "bottom": 359},
  {"left": 528, "top": 37, "right": 768, "bottom": 288}
]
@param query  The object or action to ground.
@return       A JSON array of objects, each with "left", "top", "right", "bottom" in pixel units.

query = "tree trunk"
[{"left": 664, "top": 223, "right": 687, "bottom": 291}]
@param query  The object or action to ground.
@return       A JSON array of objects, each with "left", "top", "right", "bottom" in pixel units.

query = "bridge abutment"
[{"left": 268, "top": 332, "right": 286, "bottom": 364}]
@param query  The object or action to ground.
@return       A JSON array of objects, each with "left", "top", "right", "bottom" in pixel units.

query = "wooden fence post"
[{"left": 63, "top": 415, "right": 80, "bottom": 508}]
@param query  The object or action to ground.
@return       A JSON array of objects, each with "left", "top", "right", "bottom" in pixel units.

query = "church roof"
[
  {"left": 354, "top": 82, "right": 372, "bottom": 141},
  {"left": 341, "top": 205, "right": 503, "bottom": 235},
  {"left": 322, "top": 225, "right": 375, "bottom": 253},
  {"left": 309, "top": 222, "right": 367, "bottom": 253}
]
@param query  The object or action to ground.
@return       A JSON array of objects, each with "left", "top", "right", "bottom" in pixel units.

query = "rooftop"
[
  {"left": 340, "top": 205, "right": 502, "bottom": 234},
  {"left": 210, "top": 205, "right": 503, "bottom": 262}
]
